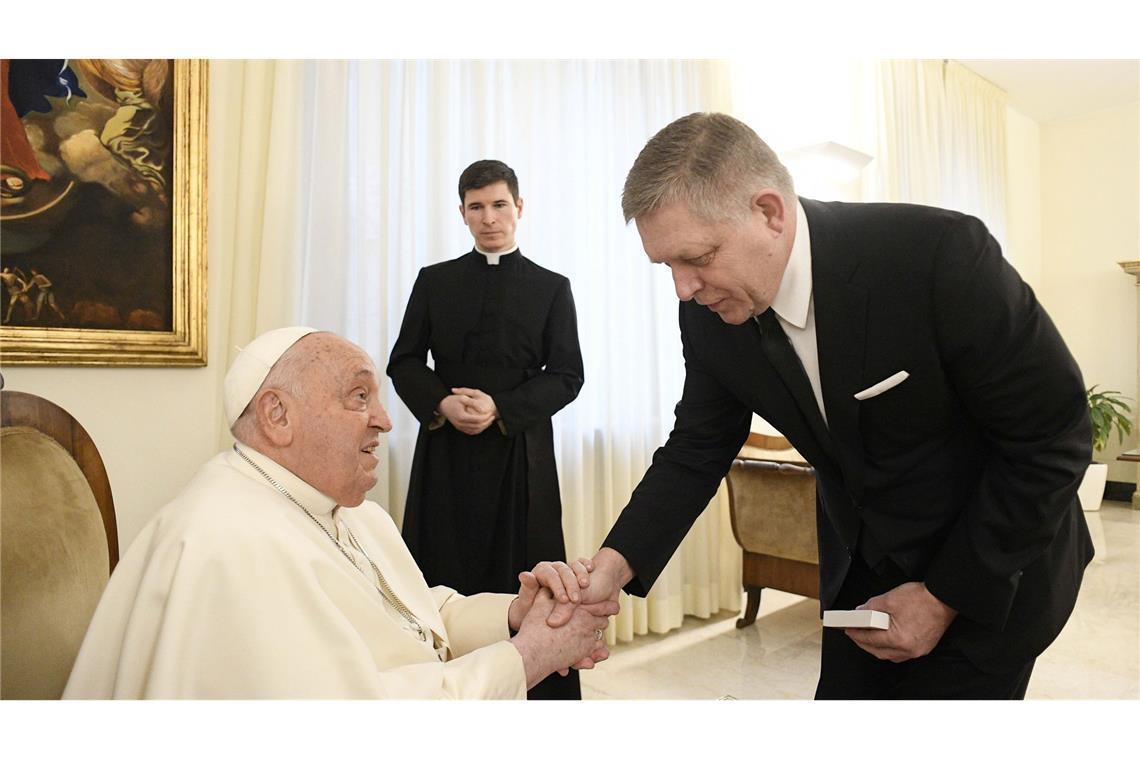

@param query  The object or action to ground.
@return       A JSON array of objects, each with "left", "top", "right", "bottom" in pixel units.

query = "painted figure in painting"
[
  {"left": 1, "top": 267, "right": 32, "bottom": 323},
  {"left": 28, "top": 267, "right": 66, "bottom": 322}
]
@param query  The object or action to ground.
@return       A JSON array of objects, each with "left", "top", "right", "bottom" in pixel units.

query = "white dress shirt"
[{"left": 764, "top": 200, "right": 828, "bottom": 425}]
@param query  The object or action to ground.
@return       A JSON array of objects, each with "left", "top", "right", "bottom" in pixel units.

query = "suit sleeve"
[
  {"left": 387, "top": 269, "right": 452, "bottom": 423},
  {"left": 922, "top": 215, "right": 1091, "bottom": 630},
  {"left": 602, "top": 304, "right": 752, "bottom": 596},
  {"left": 493, "top": 277, "right": 585, "bottom": 434}
]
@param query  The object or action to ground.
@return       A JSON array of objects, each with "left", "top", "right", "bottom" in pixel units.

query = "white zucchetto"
[{"left": 224, "top": 326, "right": 319, "bottom": 426}]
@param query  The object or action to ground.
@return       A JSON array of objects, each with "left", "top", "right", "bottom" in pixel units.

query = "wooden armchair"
[
  {"left": 1, "top": 390, "right": 117, "bottom": 699},
  {"left": 727, "top": 433, "right": 819, "bottom": 629}
]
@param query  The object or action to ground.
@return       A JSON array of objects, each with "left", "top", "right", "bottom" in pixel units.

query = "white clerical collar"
[
  {"left": 768, "top": 200, "right": 812, "bottom": 329},
  {"left": 473, "top": 245, "right": 518, "bottom": 265},
  {"left": 230, "top": 442, "right": 339, "bottom": 519}
]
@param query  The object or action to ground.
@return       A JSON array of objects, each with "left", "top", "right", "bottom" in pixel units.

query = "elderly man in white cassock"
[{"left": 64, "top": 327, "right": 614, "bottom": 698}]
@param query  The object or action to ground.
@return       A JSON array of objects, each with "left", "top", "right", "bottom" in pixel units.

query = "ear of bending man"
[
  {"left": 64, "top": 327, "right": 613, "bottom": 699},
  {"left": 568, "top": 113, "right": 1093, "bottom": 699}
]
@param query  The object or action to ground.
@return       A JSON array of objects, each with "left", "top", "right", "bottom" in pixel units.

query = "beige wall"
[
  {"left": 1004, "top": 107, "right": 1043, "bottom": 289},
  {"left": 1038, "top": 101, "right": 1140, "bottom": 481}
]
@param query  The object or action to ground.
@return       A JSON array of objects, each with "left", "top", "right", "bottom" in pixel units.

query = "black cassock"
[{"left": 387, "top": 249, "right": 584, "bottom": 699}]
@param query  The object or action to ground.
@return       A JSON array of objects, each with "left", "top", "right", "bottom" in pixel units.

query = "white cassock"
[{"left": 63, "top": 446, "right": 525, "bottom": 699}]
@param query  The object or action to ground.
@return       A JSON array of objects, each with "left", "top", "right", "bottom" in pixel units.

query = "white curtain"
[
  {"left": 231, "top": 60, "right": 742, "bottom": 643},
  {"left": 870, "top": 59, "right": 1009, "bottom": 247}
]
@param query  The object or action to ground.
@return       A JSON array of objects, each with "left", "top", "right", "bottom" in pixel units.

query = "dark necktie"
[
  {"left": 756, "top": 307, "right": 831, "bottom": 451},
  {"left": 758, "top": 308, "right": 885, "bottom": 569}
]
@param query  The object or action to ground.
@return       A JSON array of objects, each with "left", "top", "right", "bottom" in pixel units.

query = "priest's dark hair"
[{"left": 458, "top": 159, "right": 520, "bottom": 203}]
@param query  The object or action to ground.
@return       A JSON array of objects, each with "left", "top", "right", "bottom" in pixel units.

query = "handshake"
[{"left": 505, "top": 549, "right": 633, "bottom": 690}]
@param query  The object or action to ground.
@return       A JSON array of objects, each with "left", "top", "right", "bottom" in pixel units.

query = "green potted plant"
[{"left": 1078, "top": 386, "right": 1134, "bottom": 512}]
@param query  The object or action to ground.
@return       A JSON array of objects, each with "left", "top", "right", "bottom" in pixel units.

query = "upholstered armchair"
[
  {"left": 1, "top": 390, "right": 117, "bottom": 699},
  {"left": 726, "top": 434, "right": 820, "bottom": 629}
]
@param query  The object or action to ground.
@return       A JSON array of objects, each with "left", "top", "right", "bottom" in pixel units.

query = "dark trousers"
[
  {"left": 815, "top": 553, "right": 1034, "bottom": 699},
  {"left": 528, "top": 668, "right": 580, "bottom": 700}
]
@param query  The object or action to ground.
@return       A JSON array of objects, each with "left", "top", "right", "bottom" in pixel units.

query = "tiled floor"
[{"left": 581, "top": 501, "right": 1139, "bottom": 699}]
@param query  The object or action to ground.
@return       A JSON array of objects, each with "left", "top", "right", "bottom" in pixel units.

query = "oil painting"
[{"left": 1, "top": 59, "right": 206, "bottom": 365}]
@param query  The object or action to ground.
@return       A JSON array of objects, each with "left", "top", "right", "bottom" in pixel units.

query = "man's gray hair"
[{"left": 621, "top": 112, "right": 795, "bottom": 223}]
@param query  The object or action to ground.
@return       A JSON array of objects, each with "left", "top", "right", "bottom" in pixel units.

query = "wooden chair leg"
[{"left": 737, "top": 586, "right": 762, "bottom": 628}]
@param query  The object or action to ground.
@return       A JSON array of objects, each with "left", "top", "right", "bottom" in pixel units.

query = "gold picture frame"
[{"left": 1, "top": 59, "right": 207, "bottom": 366}]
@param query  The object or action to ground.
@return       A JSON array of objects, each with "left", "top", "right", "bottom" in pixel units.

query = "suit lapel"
[
  {"left": 803, "top": 199, "right": 868, "bottom": 501},
  {"left": 717, "top": 314, "right": 836, "bottom": 473},
  {"left": 753, "top": 314, "right": 834, "bottom": 459}
]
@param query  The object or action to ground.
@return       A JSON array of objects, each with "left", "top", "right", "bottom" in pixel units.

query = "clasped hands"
[
  {"left": 506, "top": 555, "right": 624, "bottom": 685},
  {"left": 439, "top": 387, "right": 498, "bottom": 435}
]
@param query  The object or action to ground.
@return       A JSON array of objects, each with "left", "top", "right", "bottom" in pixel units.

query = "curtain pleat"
[{"left": 870, "top": 60, "right": 1008, "bottom": 247}]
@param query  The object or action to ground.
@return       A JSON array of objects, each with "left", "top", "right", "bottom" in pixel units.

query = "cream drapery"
[
  {"left": 870, "top": 59, "right": 1009, "bottom": 246},
  {"left": 209, "top": 60, "right": 310, "bottom": 450},
  {"left": 208, "top": 59, "right": 740, "bottom": 644}
]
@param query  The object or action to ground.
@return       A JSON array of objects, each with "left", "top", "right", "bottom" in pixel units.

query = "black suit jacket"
[{"left": 603, "top": 199, "right": 1093, "bottom": 669}]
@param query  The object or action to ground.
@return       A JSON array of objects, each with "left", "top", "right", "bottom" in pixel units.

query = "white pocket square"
[{"left": 854, "top": 371, "right": 910, "bottom": 401}]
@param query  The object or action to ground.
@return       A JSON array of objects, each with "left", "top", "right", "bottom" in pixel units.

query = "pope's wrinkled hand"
[{"left": 510, "top": 589, "right": 617, "bottom": 689}]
